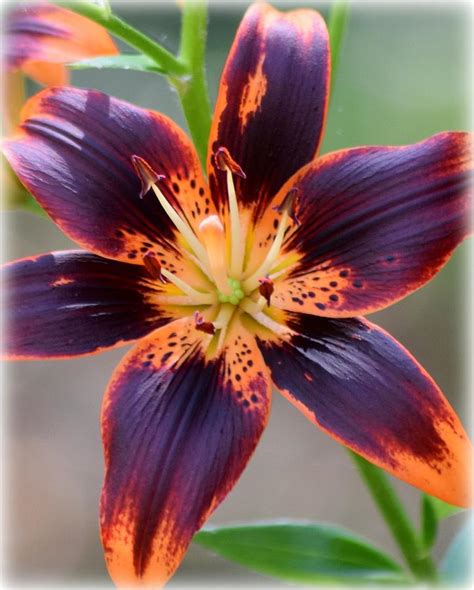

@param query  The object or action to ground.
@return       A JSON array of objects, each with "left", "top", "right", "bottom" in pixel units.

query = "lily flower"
[
  {"left": 2, "top": 3, "right": 473, "bottom": 587},
  {"left": 4, "top": 1, "right": 118, "bottom": 86}
]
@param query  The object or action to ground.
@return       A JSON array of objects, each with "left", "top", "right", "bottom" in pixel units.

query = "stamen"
[
  {"left": 258, "top": 277, "right": 274, "bottom": 307},
  {"left": 243, "top": 188, "right": 299, "bottom": 292},
  {"left": 131, "top": 155, "right": 165, "bottom": 198},
  {"left": 214, "top": 302, "right": 236, "bottom": 329},
  {"left": 182, "top": 249, "right": 214, "bottom": 284},
  {"left": 268, "top": 257, "right": 299, "bottom": 281},
  {"left": 160, "top": 267, "right": 209, "bottom": 299},
  {"left": 240, "top": 297, "right": 264, "bottom": 315},
  {"left": 215, "top": 147, "right": 246, "bottom": 178},
  {"left": 156, "top": 293, "right": 215, "bottom": 306},
  {"left": 215, "top": 147, "right": 246, "bottom": 278},
  {"left": 213, "top": 303, "right": 236, "bottom": 351},
  {"left": 131, "top": 155, "right": 210, "bottom": 268},
  {"left": 240, "top": 299, "right": 288, "bottom": 335},
  {"left": 273, "top": 187, "right": 301, "bottom": 226},
  {"left": 199, "top": 215, "right": 231, "bottom": 294},
  {"left": 194, "top": 311, "right": 216, "bottom": 335}
]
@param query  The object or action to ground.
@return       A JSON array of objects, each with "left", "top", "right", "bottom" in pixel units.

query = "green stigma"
[{"left": 217, "top": 278, "right": 246, "bottom": 305}]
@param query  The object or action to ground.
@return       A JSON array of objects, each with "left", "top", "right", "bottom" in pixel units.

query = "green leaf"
[
  {"left": 420, "top": 495, "right": 438, "bottom": 550},
  {"left": 21, "top": 193, "right": 48, "bottom": 217},
  {"left": 68, "top": 54, "right": 163, "bottom": 74},
  {"left": 328, "top": 0, "right": 350, "bottom": 92},
  {"left": 440, "top": 517, "right": 473, "bottom": 585},
  {"left": 194, "top": 521, "right": 408, "bottom": 585},
  {"left": 423, "top": 494, "right": 465, "bottom": 520},
  {"left": 420, "top": 494, "right": 465, "bottom": 552}
]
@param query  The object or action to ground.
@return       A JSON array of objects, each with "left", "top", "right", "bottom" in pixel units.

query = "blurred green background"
[{"left": 3, "top": 1, "right": 472, "bottom": 587}]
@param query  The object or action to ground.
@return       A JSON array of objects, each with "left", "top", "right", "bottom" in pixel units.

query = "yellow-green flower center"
[{"left": 218, "top": 279, "right": 245, "bottom": 305}]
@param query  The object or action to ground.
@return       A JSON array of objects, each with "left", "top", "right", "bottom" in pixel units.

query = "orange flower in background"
[
  {"left": 2, "top": 2, "right": 473, "bottom": 588},
  {"left": 4, "top": 1, "right": 118, "bottom": 86},
  {"left": 2, "top": 2, "right": 118, "bottom": 209}
]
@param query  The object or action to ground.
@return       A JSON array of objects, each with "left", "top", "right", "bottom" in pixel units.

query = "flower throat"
[{"left": 131, "top": 149, "right": 296, "bottom": 346}]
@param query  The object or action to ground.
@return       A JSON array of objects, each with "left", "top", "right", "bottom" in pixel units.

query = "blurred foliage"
[
  {"left": 195, "top": 521, "right": 408, "bottom": 585},
  {"left": 420, "top": 494, "right": 465, "bottom": 553}
]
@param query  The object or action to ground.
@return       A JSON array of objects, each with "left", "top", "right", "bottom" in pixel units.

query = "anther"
[
  {"left": 214, "top": 147, "right": 246, "bottom": 178},
  {"left": 273, "top": 187, "right": 301, "bottom": 226},
  {"left": 143, "top": 253, "right": 165, "bottom": 282},
  {"left": 258, "top": 277, "right": 274, "bottom": 306},
  {"left": 194, "top": 311, "right": 215, "bottom": 335},
  {"left": 131, "top": 155, "right": 166, "bottom": 198}
]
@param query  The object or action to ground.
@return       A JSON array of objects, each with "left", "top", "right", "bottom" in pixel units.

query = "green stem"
[
  {"left": 57, "top": 1, "right": 187, "bottom": 77},
  {"left": 327, "top": 0, "right": 350, "bottom": 94},
  {"left": 350, "top": 452, "right": 438, "bottom": 581},
  {"left": 59, "top": 0, "right": 212, "bottom": 167},
  {"left": 173, "top": 0, "right": 213, "bottom": 168}
]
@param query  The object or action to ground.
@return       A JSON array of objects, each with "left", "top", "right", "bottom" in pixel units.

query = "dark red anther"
[
  {"left": 131, "top": 155, "right": 166, "bottom": 198},
  {"left": 273, "top": 187, "right": 301, "bottom": 226},
  {"left": 143, "top": 253, "right": 165, "bottom": 282},
  {"left": 258, "top": 277, "right": 274, "bottom": 307},
  {"left": 194, "top": 311, "right": 216, "bottom": 335},
  {"left": 214, "top": 147, "right": 246, "bottom": 179}
]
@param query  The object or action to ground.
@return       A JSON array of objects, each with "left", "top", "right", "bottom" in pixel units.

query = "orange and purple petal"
[
  {"left": 269, "top": 132, "right": 473, "bottom": 317},
  {"left": 3, "top": 87, "right": 213, "bottom": 270},
  {"left": 256, "top": 312, "right": 472, "bottom": 507},
  {"left": 5, "top": 2, "right": 118, "bottom": 86},
  {"left": 100, "top": 318, "right": 271, "bottom": 586},
  {"left": 1, "top": 251, "right": 175, "bottom": 360},
  {"left": 208, "top": 2, "right": 330, "bottom": 218}
]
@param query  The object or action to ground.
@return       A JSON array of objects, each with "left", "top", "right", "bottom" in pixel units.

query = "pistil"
[{"left": 199, "top": 215, "right": 231, "bottom": 294}]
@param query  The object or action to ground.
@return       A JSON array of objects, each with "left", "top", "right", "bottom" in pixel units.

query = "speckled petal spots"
[
  {"left": 5, "top": 2, "right": 118, "bottom": 85},
  {"left": 3, "top": 87, "right": 214, "bottom": 271},
  {"left": 1, "top": 250, "right": 175, "bottom": 360},
  {"left": 100, "top": 317, "right": 271, "bottom": 587},
  {"left": 256, "top": 312, "right": 472, "bottom": 507},
  {"left": 207, "top": 2, "right": 330, "bottom": 218},
  {"left": 264, "top": 132, "right": 473, "bottom": 317}
]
